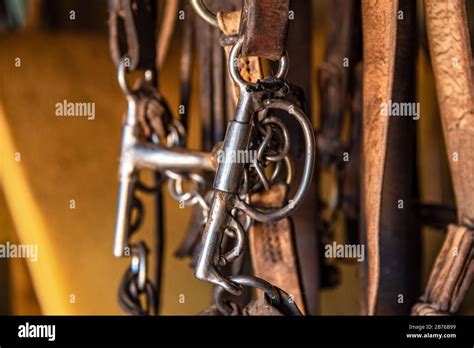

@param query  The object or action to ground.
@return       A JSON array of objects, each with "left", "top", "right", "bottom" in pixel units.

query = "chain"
[
  {"left": 160, "top": 117, "right": 212, "bottom": 219},
  {"left": 114, "top": 57, "right": 159, "bottom": 315},
  {"left": 118, "top": 241, "right": 157, "bottom": 315},
  {"left": 248, "top": 114, "right": 292, "bottom": 192},
  {"left": 115, "top": 53, "right": 219, "bottom": 315}
]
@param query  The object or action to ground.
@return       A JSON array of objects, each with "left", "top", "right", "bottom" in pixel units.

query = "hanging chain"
[{"left": 116, "top": 58, "right": 161, "bottom": 316}]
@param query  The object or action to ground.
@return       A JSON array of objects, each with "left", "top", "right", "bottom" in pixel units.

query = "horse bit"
[{"left": 109, "top": 0, "right": 314, "bottom": 315}]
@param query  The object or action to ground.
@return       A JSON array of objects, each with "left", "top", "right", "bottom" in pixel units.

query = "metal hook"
[
  {"left": 190, "top": 0, "right": 218, "bottom": 27},
  {"left": 118, "top": 56, "right": 133, "bottom": 96}
]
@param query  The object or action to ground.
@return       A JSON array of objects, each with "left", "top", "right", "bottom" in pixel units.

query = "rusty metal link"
[
  {"left": 249, "top": 115, "right": 292, "bottom": 192},
  {"left": 114, "top": 56, "right": 214, "bottom": 316},
  {"left": 213, "top": 275, "right": 302, "bottom": 316},
  {"left": 118, "top": 242, "right": 158, "bottom": 315},
  {"left": 161, "top": 119, "right": 212, "bottom": 215}
]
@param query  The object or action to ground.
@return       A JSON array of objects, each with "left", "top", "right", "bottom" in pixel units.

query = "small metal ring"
[
  {"left": 235, "top": 99, "right": 315, "bottom": 222},
  {"left": 166, "top": 119, "right": 186, "bottom": 148},
  {"left": 214, "top": 275, "right": 280, "bottom": 315},
  {"left": 130, "top": 243, "right": 147, "bottom": 293},
  {"left": 229, "top": 39, "right": 289, "bottom": 89},
  {"left": 190, "top": 0, "right": 218, "bottom": 27}
]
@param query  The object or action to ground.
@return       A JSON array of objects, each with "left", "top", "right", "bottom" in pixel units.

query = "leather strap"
[
  {"left": 217, "top": 11, "right": 263, "bottom": 94},
  {"left": 317, "top": 0, "right": 363, "bottom": 290},
  {"left": 178, "top": 1, "right": 194, "bottom": 135},
  {"left": 361, "top": 0, "right": 398, "bottom": 315},
  {"left": 108, "top": 0, "right": 157, "bottom": 71},
  {"left": 376, "top": 0, "right": 421, "bottom": 315},
  {"left": 155, "top": 0, "right": 179, "bottom": 70},
  {"left": 412, "top": 224, "right": 473, "bottom": 315},
  {"left": 282, "top": 0, "right": 319, "bottom": 314},
  {"left": 412, "top": 0, "right": 474, "bottom": 315},
  {"left": 317, "top": 0, "right": 358, "bottom": 168},
  {"left": 249, "top": 185, "right": 306, "bottom": 313},
  {"left": 239, "top": 0, "right": 290, "bottom": 60},
  {"left": 424, "top": 0, "right": 474, "bottom": 227}
]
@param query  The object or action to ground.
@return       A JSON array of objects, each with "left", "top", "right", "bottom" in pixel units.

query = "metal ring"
[
  {"left": 118, "top": 56, "right": 133, "bottom": 96},
  {"left": 235, "top": 99, "right": 315, "bottom": 222},
  {"left": 283, "top": 155, "right": 293, "bottom": 185},
  {"left": 130, "top": 242, "right": 147, "bottom": 293},
  {"left": 190, "top": 0, "right": 218, "bottom": 27},
  {"left": 166, "top": 119, "right": 186, "bottom": 148},
  {"left": 229, "top": 39, "right": 289, "bottom": 89},
  {"left": 118, "top": 270, "right": 157, "bottom": 316},
  {"left": 214, "top": 275, "right": 280, "bottom": 315}
]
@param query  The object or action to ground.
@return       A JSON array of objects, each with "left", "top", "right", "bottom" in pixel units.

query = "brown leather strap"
[
  {"left": 362, "top": 0, "right": 398, "bottom": 316},
  {"left": 108, "top": 0, "right": 157, "bottom": 71},
  {"left": 178, "top": 1, "right": 194, "bottom": 135},
  {"left": 239, "top": 0, "right": 290, "bottom": 60},
  {"left": 424, "top": 0, "right": 474, "bottom": 227},
  {"left": 249, "top": 185, "right": 306, "bottom": 313},
  {"left": 412, "top": 225, "right": 473, "bottom": 315},
  {"left": 412, "top": 0, "right": 474, "bottom": 315},
  {"left": 217, "top": 11, "right": 263, "bottom": 96},
  {"left": 155, "top": 0, "right": 179, "bottom": 70},
  {"left": 316, "top": 0, "right": 363, "bottom": 291},
  {"left": 317, "top": 0, "right": 359, "bottom": 168},
  {"left": 283, "top": 0, "right": 319, "bottom": 314}
]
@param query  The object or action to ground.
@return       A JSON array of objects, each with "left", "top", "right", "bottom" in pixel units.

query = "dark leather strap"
[
  {"left": 283, "top": 0, "right": 319, "bottom": 314},
  {"left": 317, "top": 0, "right": 359, "bottom": 168},
  {"left": 239, "top": 0, "right": 290, "bottom": 60},
  {"left": 376, "top": 0, "right": 421, "bottom": 315},
  {"left": 316, "top": 0, "right": 363, "bottom": 289},
  {"left": 108, "top": 0, "right": 156, "bottom": 71}
]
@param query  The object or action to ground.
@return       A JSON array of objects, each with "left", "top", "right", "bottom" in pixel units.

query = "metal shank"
[{"left": 113, "top": 88, "right": 215, "bottom": 257}]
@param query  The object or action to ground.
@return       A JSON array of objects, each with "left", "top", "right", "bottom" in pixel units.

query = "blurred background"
[{"left": 0, "top": 0, "right": 472, "bottom": 315}]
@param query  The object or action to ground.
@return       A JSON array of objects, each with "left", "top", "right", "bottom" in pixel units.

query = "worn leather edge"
[
  {"left": 424, "top": 0, "right": 474, "bottom": 226},
  {"left": 248, "top": 184, "right": 306, "bottom": 313},
  {"left": 239, "top": 0, "right": 290, "bottom": 61},
  {"left": 361, "top": 0, "right": 398, "bottom": 316},
  {"left": 411, "top": 224, "right": 473, "bottom": 315}
]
